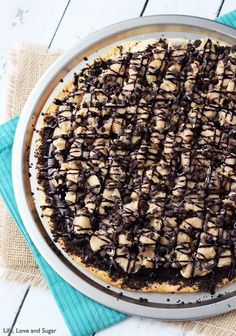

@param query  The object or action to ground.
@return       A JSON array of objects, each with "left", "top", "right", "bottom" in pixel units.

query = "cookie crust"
[{"left": 35, "top": 38, "right": 236, "bottom": 292}]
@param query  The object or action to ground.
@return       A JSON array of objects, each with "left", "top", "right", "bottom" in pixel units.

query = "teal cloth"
[
  {"left": 0, "top": 116, "right": 126, "bottom": 335},
  {"left": 0, "top": 10, "right": 235, "bottom": 336},
  {"left": 216, "top": 9, "right": 236, "bottom": 25}
]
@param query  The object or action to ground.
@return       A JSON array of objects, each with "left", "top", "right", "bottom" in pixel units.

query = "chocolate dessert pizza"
[{"left": 35, "top": 38, "right": 236, "bottom": 293}]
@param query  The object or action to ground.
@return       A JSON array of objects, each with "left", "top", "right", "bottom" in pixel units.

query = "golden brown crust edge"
[
  {"left": 35, "top": 39, "right": 235, "bottom": 293},
  {"left": 61, "top": 237, "right": 235, "bottom": 293}
]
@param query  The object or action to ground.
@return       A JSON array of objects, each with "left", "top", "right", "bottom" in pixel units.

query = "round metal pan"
[{"left": 12, "top": 15, "right": 236, "bottom": 320}]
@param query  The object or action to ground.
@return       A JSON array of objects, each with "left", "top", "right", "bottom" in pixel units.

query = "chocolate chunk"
[
  {"left": 37, "top": 37, "right": 236, "bottom": 293},
  {"left": 139, "top": 297, "right": 148, "bottom": 303}
]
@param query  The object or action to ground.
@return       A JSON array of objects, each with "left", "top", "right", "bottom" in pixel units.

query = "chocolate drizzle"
[{"left": 37, "top": 38, "right": 236, "bottom": 292}]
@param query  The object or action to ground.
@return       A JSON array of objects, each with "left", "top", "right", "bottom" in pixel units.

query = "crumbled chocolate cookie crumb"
[{"left": 36, "top": 38, "right": 236, "bottom": 293}]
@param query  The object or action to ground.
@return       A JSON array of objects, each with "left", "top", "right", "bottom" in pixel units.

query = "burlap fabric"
[
  {"left": 0, "top": 43, "right": 235, "bottom": 335},
  {"left": 0, "top": 43, "right": 61, "bottom": 286}
]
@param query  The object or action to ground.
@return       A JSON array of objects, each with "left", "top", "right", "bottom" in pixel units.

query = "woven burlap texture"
[
  {"left": 0, "top": 43, "right": 61, "bottom": 287},
  {"left": 0, "top": 43, "right": 235, "bottom": 336}
]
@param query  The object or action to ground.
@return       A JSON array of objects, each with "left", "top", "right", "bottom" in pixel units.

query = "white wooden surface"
[
  {"left": 0, "top": 1, "right": 235, "bottom": 335},
  {"left": 51, "top": 0, "right": 146, "bottom": 49},
  {"left": 0, "top": 0, "right": 68, "bottom": 124},
  {"left": 144, "top": 0, "right": 222, "bottom": 17}
]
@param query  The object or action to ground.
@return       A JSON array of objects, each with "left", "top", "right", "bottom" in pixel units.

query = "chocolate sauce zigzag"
[{"left": 36, "top": 38, "right": 236, "bottom": 293}]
